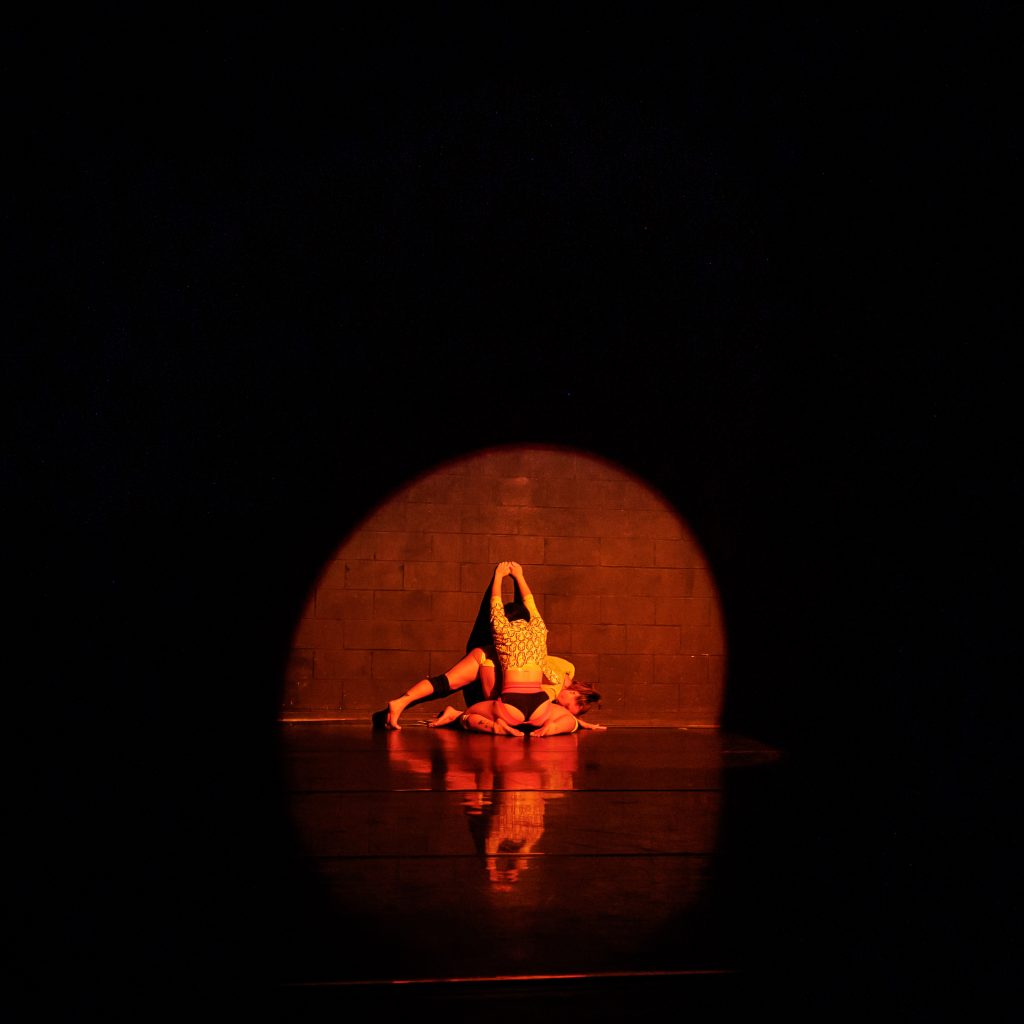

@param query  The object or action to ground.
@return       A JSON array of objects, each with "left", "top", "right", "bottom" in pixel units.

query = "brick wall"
[{"left": 283, "top": 446, "right": 726, "bottom": 724}]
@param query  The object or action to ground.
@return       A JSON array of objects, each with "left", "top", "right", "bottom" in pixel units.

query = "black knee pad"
[{"left": 429, "top": 673, "right": 453, "bottom": 698}]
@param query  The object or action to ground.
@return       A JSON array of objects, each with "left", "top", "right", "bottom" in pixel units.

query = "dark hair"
[
  {"left": 565, "top": 679, "right": 602, "bottom": 714},
  {"left": 503, "top": 600, "right": 530, "bottom": 623}
]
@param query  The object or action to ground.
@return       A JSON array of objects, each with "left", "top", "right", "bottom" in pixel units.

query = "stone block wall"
[{"left": 283, "top": 446, "right": 726, "bottom": 724}]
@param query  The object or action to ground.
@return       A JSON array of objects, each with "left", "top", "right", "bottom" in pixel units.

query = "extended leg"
[{"left": 381, "top": 650, "right": 487, "bottom": 729}]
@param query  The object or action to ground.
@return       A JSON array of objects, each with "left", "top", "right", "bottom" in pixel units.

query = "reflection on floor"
[{"left": 274, "top": 720, "right": 787, "bottom": 1016}]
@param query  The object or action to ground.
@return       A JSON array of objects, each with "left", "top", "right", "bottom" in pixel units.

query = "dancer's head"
[
  {"left": 503, "top": 600, "right": 530, "bottom": 622},
  {"left": 556, "top": 680, "right": 602, "bottom": 717}
]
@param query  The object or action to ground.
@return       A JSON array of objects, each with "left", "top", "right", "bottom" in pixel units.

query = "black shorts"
[{"left": 498, "top": 692, "right": 550, "bottom": 721}]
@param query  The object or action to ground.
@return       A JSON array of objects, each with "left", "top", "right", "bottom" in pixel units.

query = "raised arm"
[
  {"left": 509, "top": 561, "right": 532, "bottom": 603},
  {"left": 491, "top": 561, "right": 512, "bottom": 602},
  {"left": 509, "top": 562, "right": 545, "bottom": 631}
]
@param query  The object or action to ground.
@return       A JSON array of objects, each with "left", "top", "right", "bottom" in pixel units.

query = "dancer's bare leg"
[
  {"left": 385, "top": 650, "right": 485, "bottom": 729},
  {"left": 460, "top": 712, "right": 524, "bottom": 739},
  {"left": 460, "top": 713, "right": 496, "bottom": 733},
  {"left": 427, "top": 705, "right": 464, "bottom": 728},
  {"left": 478, "top": 662, "right": 499, "bottom": 699},
  {"left": 454, "top": 700, "right": 522, "bottom": 739},
  {"left": 385, "top": 683, "right": 431, "bottom": 730}
]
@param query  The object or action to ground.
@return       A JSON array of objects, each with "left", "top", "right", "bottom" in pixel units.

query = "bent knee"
[
  {"left": 497, "top": 703, "right": 526, "bottom": 725},
  {"left": 471, "top": 647, "right": 496, "bottom": 670},
  {"left": 529, "top": 703, "right": 563, "bottom": 727}
]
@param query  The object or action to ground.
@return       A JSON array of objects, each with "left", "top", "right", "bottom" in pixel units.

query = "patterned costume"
[
  {"left": 462, "top": 579, "right": 573, "bottom": 712},
  {"left": 490, "top": 595, "right": 548, "bottom": 674},
  {"left": 540, "top": 655, "right": 576, "bottom": 701}
]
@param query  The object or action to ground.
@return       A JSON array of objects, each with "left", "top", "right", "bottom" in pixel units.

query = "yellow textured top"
[
  {"left": 490, "top": 594, "right": 548, "bottom": 673},
  {"left": 541, "top": 656, "right": 575, "bottom": 700}
]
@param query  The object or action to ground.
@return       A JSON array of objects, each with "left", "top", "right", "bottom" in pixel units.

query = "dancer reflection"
[
  {"left": 377, "top": 562, "right": 605, "bottom": 733},
  {"left": 472, "top": 739, "right": 578, "bottom": 890},
  {"left": 385, "top": 720, "right": 579, "bottom": 891}
]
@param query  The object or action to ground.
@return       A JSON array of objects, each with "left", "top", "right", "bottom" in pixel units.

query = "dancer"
[
  {"left": 450, "top": 561, "right": 587, "bottom": 738},
  {"left": 427, "top": 678, "right": 605, "bottom": 731},
  {"left": 376, "top": 563, "right": 602, "bottom": 730}
]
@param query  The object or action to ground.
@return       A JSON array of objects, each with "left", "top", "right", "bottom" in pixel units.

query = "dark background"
[{"left": 9, "top": 8, "right": 1016, "bottom": 1015}]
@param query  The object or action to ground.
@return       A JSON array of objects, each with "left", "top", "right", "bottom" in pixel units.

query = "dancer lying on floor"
[
  {"left": 378, "top": 561, "right": 604, "bottom": 732},
  {"left": 426, "top": 673, "right": 604, "bottom": 731}
]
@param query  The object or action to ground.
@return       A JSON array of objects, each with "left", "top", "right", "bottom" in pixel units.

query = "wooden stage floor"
[{"left": 272, "top": 717, "right": 795, "bottom": 1017}]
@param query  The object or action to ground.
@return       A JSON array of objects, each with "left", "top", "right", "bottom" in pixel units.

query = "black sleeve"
[{"left": 465, "top": 581, "right": 493, "bottom": 653}]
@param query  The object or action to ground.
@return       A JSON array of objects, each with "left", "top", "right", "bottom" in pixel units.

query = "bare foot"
[
  {"left": 385, "top": 699, "right": 403, "bottom": 730},
  {"left": 427, "top": 705, "right": 462, "bottom": 728},
  {"left": 493, "top": 718, "right": 524, "bottom": 739}
]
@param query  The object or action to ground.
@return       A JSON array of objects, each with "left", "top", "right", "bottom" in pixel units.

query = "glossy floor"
[{"left": 274, "top": 720, "right": 790, "bottom": 1015}]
